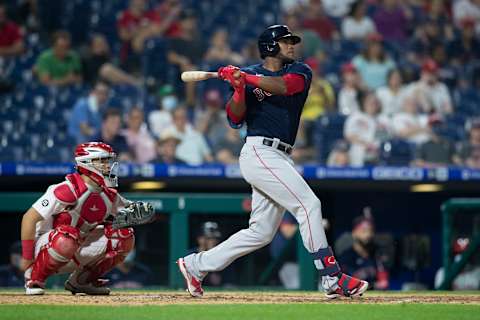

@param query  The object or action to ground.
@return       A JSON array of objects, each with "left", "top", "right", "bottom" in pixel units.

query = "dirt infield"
[{"left": 1, "top": 291, "right": 479, "bottom": 306}]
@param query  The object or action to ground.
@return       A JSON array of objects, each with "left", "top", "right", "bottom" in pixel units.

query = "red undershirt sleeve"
[{"left": 282, "top": 73, "right": 305, "bottom": 95}]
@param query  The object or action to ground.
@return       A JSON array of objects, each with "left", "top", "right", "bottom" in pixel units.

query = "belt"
[{"left": 262, "top": 138, "right": 293, "bottom": 155}]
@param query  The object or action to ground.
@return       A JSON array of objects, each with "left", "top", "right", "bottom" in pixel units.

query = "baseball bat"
[{"left": 181, "top": 71, "right": 218, "bottom": 82}]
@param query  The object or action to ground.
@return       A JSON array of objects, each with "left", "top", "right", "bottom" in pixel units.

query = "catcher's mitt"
[{"left": 112, "top": 201, "right": 155, "bottom": 229}]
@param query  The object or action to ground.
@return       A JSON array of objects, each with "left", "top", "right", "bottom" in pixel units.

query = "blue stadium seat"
[
  {"left": 380, "top": 139, "right": 413, "bottom": 166},
  {"left": 314, "top": 114, "right": 347, "bottom": 163}
]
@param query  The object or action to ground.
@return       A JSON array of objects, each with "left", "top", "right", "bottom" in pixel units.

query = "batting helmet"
[{"left": 258, "top": 25, "right": 301, "bottom": 59}]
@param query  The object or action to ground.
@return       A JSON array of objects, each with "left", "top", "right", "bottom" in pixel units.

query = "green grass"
[{"left": 0, "top": 304, "right": 478, "bottom": 320}]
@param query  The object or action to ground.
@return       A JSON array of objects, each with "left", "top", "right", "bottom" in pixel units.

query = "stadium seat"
[
  {"left": 379, "top": 139, "right": 413, "bottom": 166},
  {"left": 314, "top": 114, "right": 347, "bottom": 163}
]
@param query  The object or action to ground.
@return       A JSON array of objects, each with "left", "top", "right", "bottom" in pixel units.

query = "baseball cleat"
[
  {"left": 177, "top": 258, "right": 204, "bottom": 298},
  {"left": 64, "top": 279, "right": 111, "bottom": 295},
  {"left": 25, "top": 280, "right": 45, "bottom": 295},
  {"left": 325, "top": 273, "right": 369, "bottom": 299}
]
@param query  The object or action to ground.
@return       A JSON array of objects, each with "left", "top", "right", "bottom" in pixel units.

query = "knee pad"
[
  {"left": 74, "top": 226, "right": 134, "bottom": 284},
  {"left": 31, "top": 226, "right": 80, "bottom": 282},
  {"left": 49, "top": 225, "right": 80, "bottom": 260},
  {"left": 104, "top": 225, "right": 135, "bottom": 257}
]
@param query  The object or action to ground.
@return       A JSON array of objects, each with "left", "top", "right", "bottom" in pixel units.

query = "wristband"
[
  {"left": 245, "top": 74, "right": 261, "bottom": 87},
  {"left": 22, "top": 239, "right": 35, "bottom": 260}
]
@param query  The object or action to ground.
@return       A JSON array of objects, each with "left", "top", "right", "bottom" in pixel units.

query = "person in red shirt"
[
  {"left": 117, "top": 0, "right": 183, "bottom": 61},
  {"left": 0, "top": 3, "right": 24, "bottom": 57},
  {"left": 117, "top": 0, "right": 161, "bottom": 71},
  {"left": 301, "top": 0, "right": 338, "bottom": 41}
]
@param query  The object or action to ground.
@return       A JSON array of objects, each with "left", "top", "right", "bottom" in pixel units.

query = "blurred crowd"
[{"left": 1, "top": 0, "right": 480, "bottom": 168}]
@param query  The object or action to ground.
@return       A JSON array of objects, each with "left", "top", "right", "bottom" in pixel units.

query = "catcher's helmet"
[
  {"left": 75, "top": 142, "right": 118, "bottom": 188},
  {"left": 258, "top": 25, "right": 301, "bottom": 59}
]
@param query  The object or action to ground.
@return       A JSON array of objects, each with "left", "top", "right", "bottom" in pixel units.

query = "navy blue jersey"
[{"left": 227, "top": 61, "right": 312, "bottom": 146}]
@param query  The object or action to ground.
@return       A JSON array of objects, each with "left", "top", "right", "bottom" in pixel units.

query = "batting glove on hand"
[{"left": 218, "top": 65, "right": 245, "bottom": 89}]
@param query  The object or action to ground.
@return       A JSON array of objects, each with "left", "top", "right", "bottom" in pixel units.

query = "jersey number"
[{"left": 253, "top": 88, "right": 272, "bottom": 101}]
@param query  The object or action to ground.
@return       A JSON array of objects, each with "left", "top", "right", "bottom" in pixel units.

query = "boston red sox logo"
[{"left": 253, "top": 88, "right": 273, "bottom": 101}]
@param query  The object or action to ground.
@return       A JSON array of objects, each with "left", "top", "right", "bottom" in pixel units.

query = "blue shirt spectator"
[{"left": 67, "top": 80, "right": 110, "bottom": 144}]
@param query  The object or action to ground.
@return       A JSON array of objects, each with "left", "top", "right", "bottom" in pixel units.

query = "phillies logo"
[{"left": 253, "top": 88, "right": 273, "bottom": 101}]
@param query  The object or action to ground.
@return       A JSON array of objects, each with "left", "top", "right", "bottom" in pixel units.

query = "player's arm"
[
  {"left": 226, "top": 79, "right": 247, "bottom": 123},
  {"left": 219, "top": 66, "right": 247, "bottom": 125},
  {"left": 243, "top": 73, "right": 305, "bottom": 96},
  {"left": 20, "top": 208, "right": 44, "bottom": 271},
  {"left": 219, "top": 65, "right": 307, "bottom": 96}
]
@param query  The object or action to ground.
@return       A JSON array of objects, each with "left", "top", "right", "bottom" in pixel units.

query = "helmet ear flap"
[{"left": 263, "top": 41, "right": 280, "bottom": 57}]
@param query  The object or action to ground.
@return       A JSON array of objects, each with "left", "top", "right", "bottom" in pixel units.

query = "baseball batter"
[
  {"left": 178, "top": 25, "right": 368, "bottom": 298},
  {"left": 20, "top": 142, "right": 154, "bottom": 295}
]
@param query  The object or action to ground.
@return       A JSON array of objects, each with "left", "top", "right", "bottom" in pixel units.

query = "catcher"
[{"left": 20, "top": 142, "right": 155, "bottom": 295}]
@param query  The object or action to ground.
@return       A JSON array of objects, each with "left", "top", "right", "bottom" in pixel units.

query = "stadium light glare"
[
  {"left": 132, "top": 181, "right": 166, "bottom": 190},
  {"left": 410, "top": 184, "right": 443, "bottom": 192}
]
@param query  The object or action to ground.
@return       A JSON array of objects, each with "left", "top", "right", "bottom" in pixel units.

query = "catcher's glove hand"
[{"left": 112, "top": 201, "right": 155, "bottom": 229}]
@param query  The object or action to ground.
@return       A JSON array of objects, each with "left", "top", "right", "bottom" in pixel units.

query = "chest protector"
[{"left": 52, "top": 173, "right": 119, "bottom": 237}]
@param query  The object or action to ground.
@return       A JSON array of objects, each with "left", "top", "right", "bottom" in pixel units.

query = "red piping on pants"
[{"left": 252, "top": 146, "right": 315, "bottom": 252}]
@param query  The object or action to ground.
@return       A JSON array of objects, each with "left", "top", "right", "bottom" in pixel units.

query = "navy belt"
[{"left": 262, "top": 138, "right": 293, "bottom": 155}]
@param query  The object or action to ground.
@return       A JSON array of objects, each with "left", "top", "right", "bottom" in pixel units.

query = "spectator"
[
  {"left": 352, "top": 33, "right": 396, "bottom": 89},
  {"left": 344, "top": 91, "right": 387, "bottom": 166},
  {"left": 298, "top": 57, "right": 335, "bottom": 151},
  {"left": 153, "top": 127, "right": 186, "bottom": 165},
  {"left": 403, "top": 59, "right": 453, "bottom": 115},
  {"left": 167, "top": 10, "right": 206, "bottom": 106},
  {"left": 392, "top": 97, "right": 431, "bottom": 145},
  {"left": 327, "top": 140, "right": 351, "bottom": 167},
  {"left": 107, "top": 249, "right": 153, "bottom": 289},
  {"left": 375, "top": 69, "right": 406, "bottom": 118},
  {"left": 373, "top": 0, "right": 412, "bottom": 42},
  {"left": 117, "top": 0, "right": 160, "bottom": 71},
  {"left": 338, "top": 214, "right": 389, "bottom": 290},
  {"left": 301, "top": 0, "right": 338, "bottom": 41},
  {"left": 424, "top": 0, "right": 455, "bottom": 39},
  {"left": 93, "top": 108, "right": 131, "bottom": 161},
  {"left": 82, "top": 33, "right": 140, "bottom": 86},
  {"left": 214, "top": 126, "right": 243, "bottom": 164},
  {"left": 341, "top": 0, "right": 377, "bottom": 40},
  {"left": 169, "top": 106, "right": 213, "bottom": 165},
  {"left": 131, "top": 0, "right": 183, "bottom": 52},
  {"left": 122, "top": 107, "right": 156, "bottom": 164},
  {"left": 322, "top": 0, "right": 356, "bottom": 18},
  {"left": 413, "top": 121, "right": 455, "bottom": 167},
  {"left": 338, "top": 63, "right": 363, "bottom": 115},
  {"left": 34, "top": 30, "right": 82, "bottom": 86},
  {"left": 453, "top": 0, "right": 480, "bottom": 35},
  {"left": 338, "top": 63, "right": 362, "bottom": 116},
  {"left": 204, "top": 28, "right": 244, "bottom": 64},
  {"left": 447, "top": 19, "right": 480, "bottom": 66},
  {"left": 240, "top": 40, "right": 261, "bottom": 65},
  {"left": 67, "top": 80, "right": 110, "bottom": 144},
  {"left": 189, "top": 222, "right": 232, "bottom": 287},
  {"left": 0, "top": 3, "right": 24, "bottom": 57},
  {"left": 454, "top": 119, "right": 480, "bottom": 168},
  {"left": 195, "top": 89, "right": 228, "bottom": 148},
  {"left": 0, "top": 241, "right": 23, "bottom": 287},
  {"left": 410, "top": 19, "right": 444, "bottom": 63},
  {"left": 283, "top": 13, "right": 325, "bottom": 59},
  {"left": 148, "top": 84, "right": 177, "bottom": 138}
]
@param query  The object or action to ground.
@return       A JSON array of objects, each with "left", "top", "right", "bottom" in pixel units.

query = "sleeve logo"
[{"left": 41, "top": 199, "right": 49, "bottom": 207}]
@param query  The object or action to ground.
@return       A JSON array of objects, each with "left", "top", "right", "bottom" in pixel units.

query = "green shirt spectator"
[
  {"left": 33, "top": 30, "right": 82, "bottom": 86},
  {"left": 35, "top": 49, "right": 81, "bottom": 79}
]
